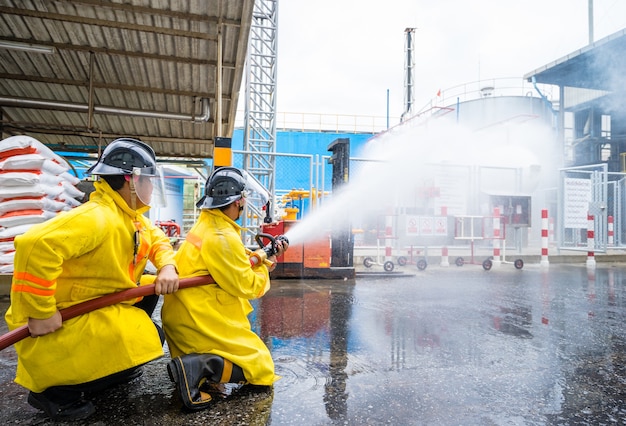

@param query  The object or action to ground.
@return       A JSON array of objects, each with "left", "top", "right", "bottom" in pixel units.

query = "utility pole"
[{"left": 588, "top": 0, "right": 594, "bottom": 44}]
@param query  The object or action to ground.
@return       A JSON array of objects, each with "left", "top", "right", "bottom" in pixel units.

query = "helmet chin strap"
[
  {"left": 128, "top": 176, "right": 138, "bottom": 210},
  {"left": 234, "top": 200, "right": 244, "bottom": 221}
]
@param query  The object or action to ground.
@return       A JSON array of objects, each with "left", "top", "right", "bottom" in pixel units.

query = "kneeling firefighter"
[
  {"left": 162, "top": 166, "right": 288, "bottom": 410},
  {"left": 5, "top": 138, "right": 178, "bottom": 421}
]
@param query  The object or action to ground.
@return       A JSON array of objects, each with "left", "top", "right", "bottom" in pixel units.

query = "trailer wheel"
[
  {"left": 482, "top": 259, "right": 493, "bottom": 271},
  {"left": 383, "top": 261, "right": 395, "bottom": 272},
  {"left": 514, "top": 259, "right": 524, "bottom": 269},
  {"left": 417, "top": 259, "right": 428, "bottom": 271},
  {"left": 455, "top": 257, "right": 464, "bottom": 267},
  {"left": 397, "top": 256, "right": 408, "bottom": 266},
  {"left": 363, "top": 257, "right": 374, "bottom": 268}
]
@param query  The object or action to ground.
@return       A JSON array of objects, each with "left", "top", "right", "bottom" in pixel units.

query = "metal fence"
[
  {"left": 558, "top": 163, "right": 626, "bottom": 252},
  {"left": 230, "top": 149, "right": 380, "bottom": 239}
]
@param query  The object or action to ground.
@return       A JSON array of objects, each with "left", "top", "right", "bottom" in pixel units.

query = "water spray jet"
[
  {"left": 263, "top": 101, "right": 556, "bottom": 277},
  {"left": 261, "top": 138, "right": 355, "bottom": 279}
]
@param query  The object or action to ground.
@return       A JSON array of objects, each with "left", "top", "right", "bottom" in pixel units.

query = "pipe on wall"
[{"left": 0, "top": 96, "right": 210, "bottom": 122}]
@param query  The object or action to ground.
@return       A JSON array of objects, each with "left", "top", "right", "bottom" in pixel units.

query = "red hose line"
[{"left": 0, "top": 275, "right": 214, "bottom": 351}]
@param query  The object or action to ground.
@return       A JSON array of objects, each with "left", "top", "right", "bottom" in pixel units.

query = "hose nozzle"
[
  {"left": 249, "top": 233, "right": 289, "bottom": 271},
  {"left": 263, "top": 234, "right": 289, "bottom": 257},
  {"left": 254, "top": 233, "right": 289, "bottom": 257}
]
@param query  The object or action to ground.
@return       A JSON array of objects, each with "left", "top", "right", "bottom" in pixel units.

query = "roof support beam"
[
  {"left": 0, "top": 37, "right": 237, "bottom": 67},
  {"left": 0, "top": 72, "right": 228, "bottom": 100},
  {"left": 0, "top": 6, "right": 216, "bottom": 40},
  {"left": 66, "top": 0, "right": 243, "bottom": 27}
]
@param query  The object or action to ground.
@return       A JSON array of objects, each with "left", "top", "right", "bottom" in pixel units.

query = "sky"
[{"left": 272, "top": 0, "right": 626, "bottom": 122}]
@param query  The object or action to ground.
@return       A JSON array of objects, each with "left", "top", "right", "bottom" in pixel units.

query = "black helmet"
[
  {"left": 87, "top": 138, "right": 157, "bottom": 176},
  {"left": 197, "top": 167, "right": 247, "bottom": 209}
]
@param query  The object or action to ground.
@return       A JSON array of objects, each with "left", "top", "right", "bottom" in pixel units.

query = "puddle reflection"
[
  {"left": 3, "top": 265, "right": 624, "bottom": 424},
  {"left": 254, "top": 265, "right": 626, "bottom": 424}
]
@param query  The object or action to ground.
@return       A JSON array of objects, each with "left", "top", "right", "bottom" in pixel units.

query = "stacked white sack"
[{"left": 0, "top": 135, "right": 85, "bottom": 273}]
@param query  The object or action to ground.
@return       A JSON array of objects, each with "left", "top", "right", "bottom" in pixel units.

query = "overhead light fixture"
[{"left": 0, "top": 40, "right": 55, "bottom": 54}]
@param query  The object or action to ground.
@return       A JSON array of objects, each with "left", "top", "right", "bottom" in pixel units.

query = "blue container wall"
[{"left": 232, "top": 129, "right": 374, "bottom": 192}]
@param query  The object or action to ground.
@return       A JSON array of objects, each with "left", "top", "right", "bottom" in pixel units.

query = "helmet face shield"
[
  {"left": 130, "top": 166, "right": 166, "bottom": 208},
  {"left": 240, "top": 170, "right": 270, "bottom": 209},
  {"left": 197, "top": 167, "right": 269, "bottom": 210}
]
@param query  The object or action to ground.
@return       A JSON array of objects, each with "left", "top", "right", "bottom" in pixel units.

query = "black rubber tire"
[
  {"left": 514, "top": 259, "right": 524, "bottom": 269},
  {"left": 383, "top": 261, "right": 395, "bottom": 272},
  {"left": 455, "top": 257, "right": 464, "bottom": 267},
  {"left": 482, "top": 259, "right": 493, "bottom": 271},
  {"left": 417, "top": 259, "right": 428, "bottom": 270},
  {"left": 397, "top": 256, "right": 408, "bottom": 266},
  {"left": 363, "top": 257, "right": 373, "bottom": 268}
]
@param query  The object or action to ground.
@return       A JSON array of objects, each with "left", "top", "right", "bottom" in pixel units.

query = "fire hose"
[
  {"left": 0, "top": 233, "right": 288, "bottom": 352},
  {"left": 0, "top": 275, "right": 214, "bottom": 352}
]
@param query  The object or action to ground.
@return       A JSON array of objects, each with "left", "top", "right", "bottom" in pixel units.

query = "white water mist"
[{"left": 284, "top": 115, "right": 558, "bottom": 247}]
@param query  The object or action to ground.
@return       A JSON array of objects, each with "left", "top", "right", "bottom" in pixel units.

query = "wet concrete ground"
[{"left": 1, "top": 261, "right": 626, "bottom": 425}]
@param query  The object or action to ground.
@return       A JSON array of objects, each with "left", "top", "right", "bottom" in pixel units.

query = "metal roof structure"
[
  {"left": 525, "top": 28, "right": 626, "bottom": 175},
  {"left": 524, "top": 28, "right": 626, "bottom": 94},
  {"left": 0, "top": 0, "right": 253, "bottom": 160}
]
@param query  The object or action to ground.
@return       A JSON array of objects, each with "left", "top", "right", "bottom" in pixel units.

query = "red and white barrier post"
[
  {"left": 440, "top": 246, "right": 449, "bottom": 267},
  {"left": 540, "top": 209, "right": 549, "bottom": 267},
  {"left": 440, "top": 206, "right": 449, "bottom": 267},
  {"left": 586, "top": 213, "right": 596, "bottom": 268},
  {"left": 492, "top": 207, "right": 501, "bottom": 267},
  {"left": 549, "top": 216, "right": 555, "bottom": 246},
  {"left": 608, "top": 215, "right": 614, "bottom": 246},
  {"left": 385, "top": 209, "right": 394, "bottom": 266}
]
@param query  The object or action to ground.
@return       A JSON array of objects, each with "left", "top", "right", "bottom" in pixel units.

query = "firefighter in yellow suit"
[
  {"left": 4, "top": 138, "right": 179, "bottom": 421},
  {"left": 162, "top": 166, "right": 288, "bottom": 411}
]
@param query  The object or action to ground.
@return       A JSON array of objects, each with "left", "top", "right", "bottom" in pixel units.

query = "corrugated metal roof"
[
  {"left": 0, "top": 0, "right": 253, "bottom": 160},
  {"left": 524, "top": 28, "right": 626, "bottom": 92}
]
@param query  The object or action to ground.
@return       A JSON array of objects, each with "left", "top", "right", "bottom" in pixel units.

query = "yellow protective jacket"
[
  {"left": 4, "top": 179, "right": 176, "bottom": 392},
  {"left": 161, "top": 209, "right": 277, "bottom": 385}
]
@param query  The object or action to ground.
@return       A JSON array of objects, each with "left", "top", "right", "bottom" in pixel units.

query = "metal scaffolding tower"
[{"left": 242, "top": 0, "right": 278, "bottom": 232}]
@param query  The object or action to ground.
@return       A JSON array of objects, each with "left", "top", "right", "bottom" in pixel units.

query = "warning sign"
[
  {"left": 563, "top": 178, "right": 591, "bottom": 228},
  {"left": 406, "top": 215, "right": 418, "bottom": 236},
  {"left": 435, "top": 216, "right": 448, "bottom": 235},
  {"left": 420, "top": 217, "right": 433, "bottom": 235},
  {"left": 406, "top": 215, "right": 448, "bottom": 236}
]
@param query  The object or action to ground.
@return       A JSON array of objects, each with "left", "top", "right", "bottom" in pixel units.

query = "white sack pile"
[{"left": 0, "top": 135, "right": 85, "bottom": 273}]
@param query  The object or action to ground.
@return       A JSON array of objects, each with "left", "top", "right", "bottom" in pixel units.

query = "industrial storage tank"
[
  {"left": 355, "top": 81, "right": 561, "bottom": 263},
  {"left": 432, "top": 89, "right": 555, "bottom": 130}
]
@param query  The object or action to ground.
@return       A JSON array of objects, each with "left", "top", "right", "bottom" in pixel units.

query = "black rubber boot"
[
  {"left": 167, "top": 353, "right": 246, "bottom": 411},
  {"left": 27, "top": 391, "right": 95, "bottom": 421}
]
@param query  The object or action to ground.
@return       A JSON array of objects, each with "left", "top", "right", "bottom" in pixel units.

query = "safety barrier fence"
[{"left": 559, "top": 163, "right": 626, "bottom": 254}]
